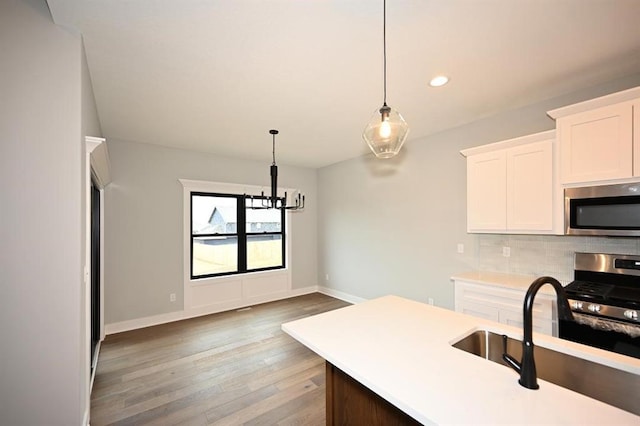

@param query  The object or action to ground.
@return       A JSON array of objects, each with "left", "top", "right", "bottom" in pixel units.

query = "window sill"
[{"left": 190, "top": 267, "right": 289, "bottom": 286}]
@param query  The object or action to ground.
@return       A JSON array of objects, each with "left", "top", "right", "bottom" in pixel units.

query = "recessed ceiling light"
[{"left": 429, "top": 75, "right": 449, "bottom": 87}]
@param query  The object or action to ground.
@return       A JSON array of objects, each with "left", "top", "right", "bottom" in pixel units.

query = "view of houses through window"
[{"left": 191, "top": 192, "right": 285, "bottom": 278}]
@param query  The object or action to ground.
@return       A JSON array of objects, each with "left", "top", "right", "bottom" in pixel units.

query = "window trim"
[
  {"left": 182, "top": 179, "right": 294, "bottom": 279},
  {"left": 180, "top": 179, "right": 297, "bottom": 314}
]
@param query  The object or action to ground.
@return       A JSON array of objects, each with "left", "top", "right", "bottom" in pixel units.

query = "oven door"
[{"left": 559, "top": 315, "right": 640, "bottom": 359}]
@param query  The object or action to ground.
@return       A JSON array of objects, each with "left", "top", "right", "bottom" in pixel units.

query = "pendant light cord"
[{"left": 383, "top": 0, "right": 387, "bottom": 107}]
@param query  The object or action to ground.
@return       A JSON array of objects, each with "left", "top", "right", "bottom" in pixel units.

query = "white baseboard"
[
  {"left": 318, "top": 286, "right": 367, "bottom": 304},
  {"left": 105, "top": 310, "right": 185, "bottom": 335},
  {"left": 105, "top": 285, "right": 320, "bottom": 335},
  {"left": 89, "top": 340, "right": 101, "bottom": 394},
  {"left": 289, "top": 285, "right": 319, "bottom": 297}
]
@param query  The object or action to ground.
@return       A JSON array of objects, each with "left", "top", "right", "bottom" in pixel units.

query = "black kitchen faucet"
[{"left": 502, "top": 276, "right": 575, "bottom": 389}]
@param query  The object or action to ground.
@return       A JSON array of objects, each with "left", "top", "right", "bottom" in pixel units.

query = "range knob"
[
  {"left": 624, "top": 310, "right": 638, "bottom": 320},
  {"left": 587, "top": 304, "right": 601, "bottom": 313},
  {"left": 570, "top": 301, "right": 583, "bottom": 310}
]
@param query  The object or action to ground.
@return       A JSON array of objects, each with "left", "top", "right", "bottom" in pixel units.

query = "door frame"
[{"left": 85, "top": 136, "right": 110, "bottom": 396}]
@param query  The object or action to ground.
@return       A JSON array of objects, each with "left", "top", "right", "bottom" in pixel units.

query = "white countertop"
[
  {"left": 451, "top": 271, "right": 560, "bottom": 295},
  {"left": 282, "top": 295, "right": 640, "bottom": 425}
]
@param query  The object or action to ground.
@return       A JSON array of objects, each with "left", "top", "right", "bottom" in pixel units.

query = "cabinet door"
[
  {"left": 500, "top": 309, "right": 553, "bottom": 336},
  {"left": 500, "top": 308, "right": 524, "bottom": 329},
  {"left": 506, "top": 140, "right": 553, "bottom": 231},
  {"left": 558, "top": 102, "right": 633, "bottom": 184},
  {"left": 454, "top": 280, "right": 556, "bottom": 336},
  {"left": 467, "top": 150, "right": 507, "bottom": 231},
  {"left": 457, "top": 300, "right": 500, "bottom": 322}
]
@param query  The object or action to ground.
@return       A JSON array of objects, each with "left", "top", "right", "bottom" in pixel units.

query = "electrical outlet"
[
  {"left": 170, "top": 293, "right": 176, "bottom": 302},
  {"left": 428, "top": 297, "right": 434, "bottom": 306},
  {"left": 457, "top": 243, "right": 464, "bottom": 254},
  {"left": 325, "top": 273, "right": 329, "bottom": 282},
  {"left": 503, "top": 246, "right": 511, "bottom": 257}
]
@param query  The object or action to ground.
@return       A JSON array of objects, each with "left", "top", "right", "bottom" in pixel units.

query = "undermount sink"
[{"left": 452, "top": 330, "right": 639, "bottom": 415}]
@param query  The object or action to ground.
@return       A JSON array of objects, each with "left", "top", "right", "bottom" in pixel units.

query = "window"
[{"left": 190, "top": 192, "right": 285, "bottom": 279}]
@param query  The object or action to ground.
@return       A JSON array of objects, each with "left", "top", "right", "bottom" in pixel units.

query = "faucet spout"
[{"left": 503, "top": 276, "right": 574, "bottom": 390}]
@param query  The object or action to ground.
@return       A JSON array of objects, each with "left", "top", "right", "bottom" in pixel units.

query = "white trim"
[
  {"left": 83, "top": 136, "right": 110, "bottom": 426},
  {"left": 289, "top": 285, "right": 319, "bottom": 297},
  {"left": 99, "top": 188, "right": 105, "bottom": 342},
  {"left": 180, "top": 178, "right": 262, "bottom": 196},
  {"left": 317, "top": 286, "right": 367, "bottom": 304},
  {"left": 460, "top": 130, "right": 555, "bottom": 157},
  {"left": 178, "top": 178, "right": 301, "bottom": 205},
  {"left": 105, "top": 285, "right": 320, "bottom": 335},
  {"left": 106, "top": 310, "right": 185, "bottom": 335},
  {"left": 547, "top": 86, "right": 640, "bottom": 119},
  {"left": 180, "top": 178, "right": 297, "bottom": 318},
  {"left": 83, "top": 144, "right": 91, "bottom": 426},
  {"left": 86, "top": 136, "right": 111, "bottom": 187},
  {"left": 89, "top": 340, "right": 101, "bottom": 394}
]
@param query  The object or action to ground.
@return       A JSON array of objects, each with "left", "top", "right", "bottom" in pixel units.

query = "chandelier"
[{"left": 248, "top": 130, "right": 305, "bottom": 210}]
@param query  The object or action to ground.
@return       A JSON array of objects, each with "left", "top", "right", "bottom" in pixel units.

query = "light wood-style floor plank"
[{"left": 91, "top": 293, "right": 350, "bottom": 425}]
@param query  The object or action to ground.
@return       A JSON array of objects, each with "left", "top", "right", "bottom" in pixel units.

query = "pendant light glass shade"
[
  {"left": 362, "top": 0, "right": 409, "bottom": 159},
  {"left": 363, "top": 103, "right": 409, "bottom": 158}
]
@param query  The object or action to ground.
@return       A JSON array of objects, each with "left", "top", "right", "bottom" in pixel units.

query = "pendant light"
[
  {"left": 362, "top": 0, "right": 409, "bottom": 159},
  {"left": 248, "top": 130, "right": 305, "bottom": 211}
]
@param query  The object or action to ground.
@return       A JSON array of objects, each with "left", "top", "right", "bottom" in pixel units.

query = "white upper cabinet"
[
  {"left": 466, "top": 149, "right": 507, "bottom": 231},
  {"left": 557, "top": 102, "right": 633, "bottom": 183},
  {"left": 548, "top": 86, "right": 640, "bottom": 185},
  {"left": 507, "top": 140, "right": 553, "bottom": 231},
  {"left": 462, "top": 130, "right": 558, "bottom": 234}
]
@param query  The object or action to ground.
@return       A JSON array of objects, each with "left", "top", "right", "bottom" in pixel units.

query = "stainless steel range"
[{"left": 560, "top": 252, "right": 640, "bottom": 359}]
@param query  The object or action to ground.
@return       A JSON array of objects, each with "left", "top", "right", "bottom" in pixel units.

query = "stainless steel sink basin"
[{"left": 452, "top": 330, "right": 639, "bottom": 415}]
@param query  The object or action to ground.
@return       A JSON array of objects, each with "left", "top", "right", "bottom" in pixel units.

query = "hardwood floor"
[{"left": 90, "top": 293, "right": 351, "bottom": 426}]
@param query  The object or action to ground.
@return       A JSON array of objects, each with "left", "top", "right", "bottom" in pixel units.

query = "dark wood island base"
[{"left": 326, "top": 362, "right": 423, "bottom": 425}]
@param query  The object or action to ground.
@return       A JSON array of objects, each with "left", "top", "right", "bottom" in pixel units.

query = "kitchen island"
[{"left": 282, "top": 295, "right": 640, "bottom": 425}]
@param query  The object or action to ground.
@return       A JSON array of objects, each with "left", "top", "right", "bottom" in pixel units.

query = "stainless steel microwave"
[{"left": 565, "top": 183, "right": 640, "bottom": 236}]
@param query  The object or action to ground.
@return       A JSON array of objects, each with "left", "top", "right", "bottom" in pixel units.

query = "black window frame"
[{"left": 190, "top": 191, "right": 286, "bottom": 279}]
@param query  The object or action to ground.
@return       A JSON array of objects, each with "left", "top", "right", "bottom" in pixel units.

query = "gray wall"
[
  {"left": 0, "top": 0, "right": 100, "bottom": 424},
  {"left": 104, "top": 139, "right": 317, "bottom": 323},
  {"left": 318, "top": 73, "right": 640, "bottom": 308}
]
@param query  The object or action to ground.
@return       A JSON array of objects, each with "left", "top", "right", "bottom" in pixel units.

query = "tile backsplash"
[{"left": 474, "top": 235, "right": 640, "bottom": 284}]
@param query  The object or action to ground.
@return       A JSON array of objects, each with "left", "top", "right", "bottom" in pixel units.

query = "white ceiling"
[{"left": 47, "top": 0, "right": 640, "bottom": 168}]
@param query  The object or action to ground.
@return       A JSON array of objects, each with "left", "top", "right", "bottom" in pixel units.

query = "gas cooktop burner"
[
  {"left": 564, "top": 281, "right": 614, "bottom": 300},
  {"left": 608, "top": 287, "right": 640, "bottom": 307}
]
